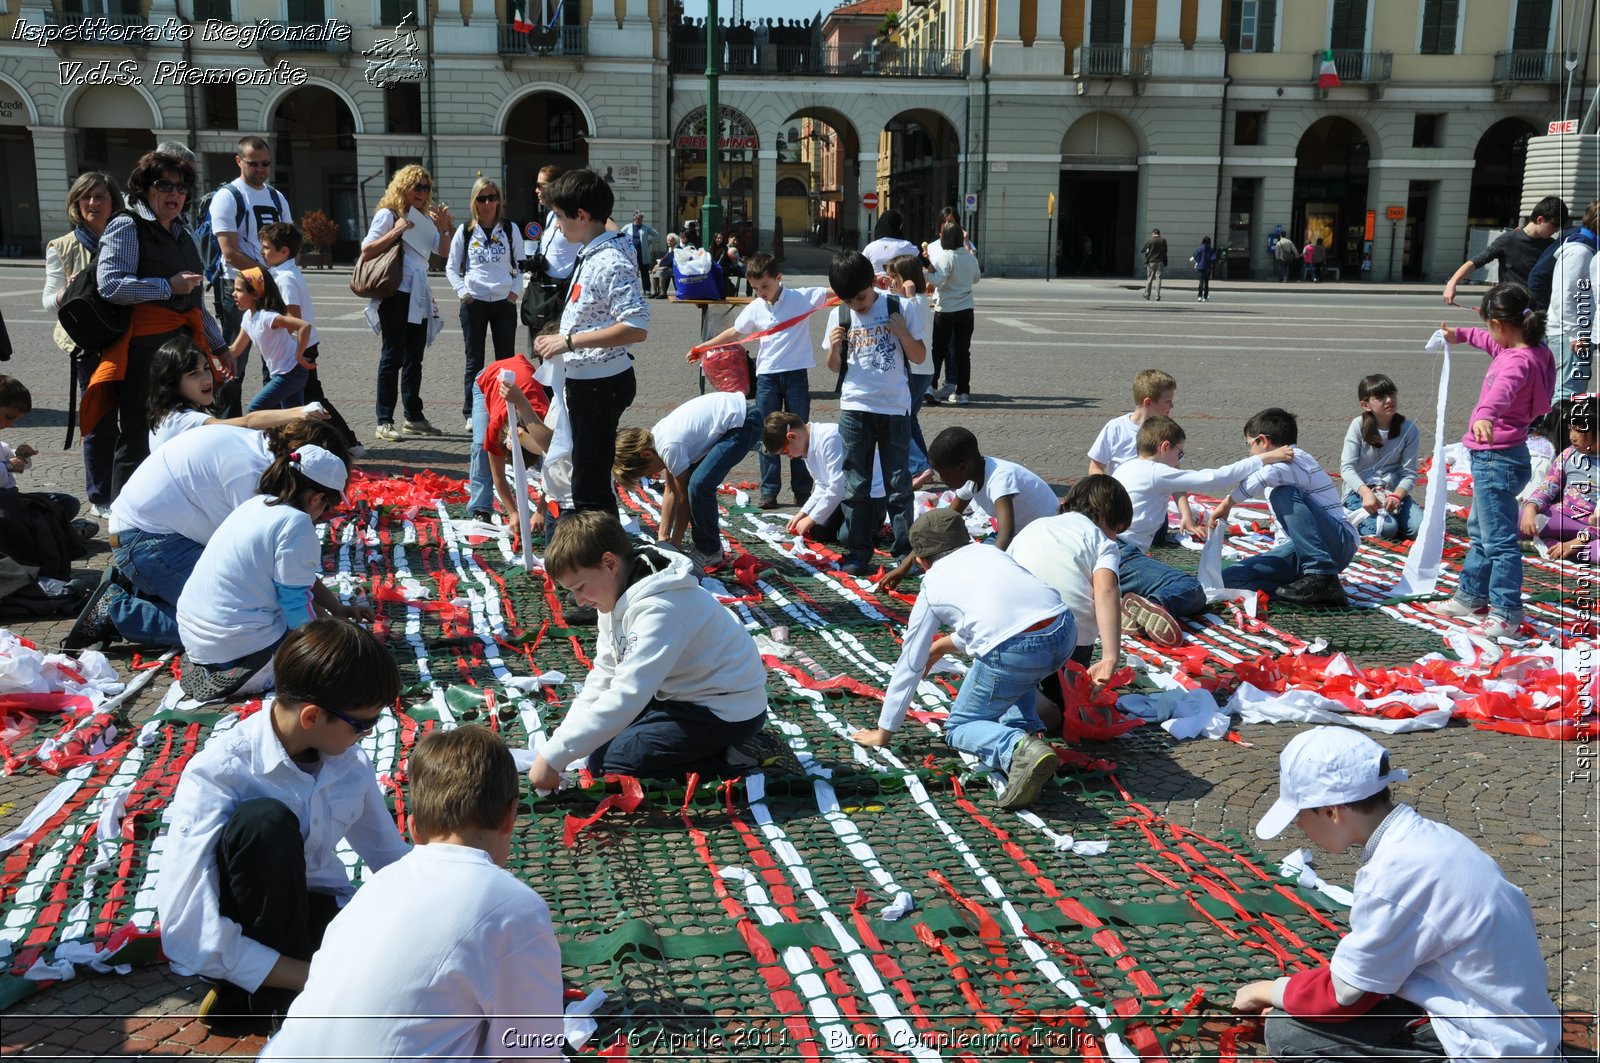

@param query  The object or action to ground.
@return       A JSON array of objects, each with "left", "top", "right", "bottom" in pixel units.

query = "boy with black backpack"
[{"left": 825, "top": 250, "right": 924, "bottom": 575}]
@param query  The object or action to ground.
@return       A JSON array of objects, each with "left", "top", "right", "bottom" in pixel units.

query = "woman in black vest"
[{"left": 94, "top": 152, "right": 225, "bottom": 495}]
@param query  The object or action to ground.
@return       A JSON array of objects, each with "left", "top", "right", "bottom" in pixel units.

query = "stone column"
[
  {"left": 857, "top": 150, "right": 878, "bottom": 247},
  {"left": 31, "top": 126, "right": 76, "bottom": 244},
  {"left": 757, "top": 146, "right": 777, "bottom": 255}
]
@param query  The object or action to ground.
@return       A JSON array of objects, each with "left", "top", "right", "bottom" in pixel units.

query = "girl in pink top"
[{"left": 1430, "top": 283, "right": 1557, "bottom": 638}]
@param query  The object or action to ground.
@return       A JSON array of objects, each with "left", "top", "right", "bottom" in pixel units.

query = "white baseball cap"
[
  {"left": 1255, "top": 727, "right": 1410, "bottom": 839},
  {"left": 289, "top": 444, "right": 348, "bottom": 502}
]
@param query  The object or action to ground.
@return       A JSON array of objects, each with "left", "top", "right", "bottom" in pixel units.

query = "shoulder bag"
[{"left": 350, "top": 237, "right": 404, "bottom": 301}]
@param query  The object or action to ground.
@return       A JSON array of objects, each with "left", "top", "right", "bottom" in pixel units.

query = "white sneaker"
[
  {"left": 462, "top": 419, "right": 473, "bottom": 434},
  {"left": 1466, "top": 614, "right": 1522, "bottom": 640},
  {"left": 89, "top": 503, "right": 112, "bottom": 519},
  {"left": 374, "top": 423, "right": 403, "bottom": 442},
  {"left": 933, "top": 383, "right": 956, "bottom": 401},
  {"left": 1428, "top": 597, "right": 1488, "bottom": 619},
  {"left": 403, "top": 419, "right": 443, "bottom": 437},
  {"left": 953, "top": 393, "right": 971, "bottom": 405}
]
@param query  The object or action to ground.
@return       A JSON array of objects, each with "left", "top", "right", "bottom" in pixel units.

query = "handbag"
[
  {"left": 699, "top": 343, "right": 754, "bottom": 397},
  {"left": 56, "top": 253, "right": 131, "bottom": 351},
  {"left": 520, "top": 267, "right": 569, "bottom": 330},
  {"left": 350, "top": 240, "right": 404, "bottom": 300}
]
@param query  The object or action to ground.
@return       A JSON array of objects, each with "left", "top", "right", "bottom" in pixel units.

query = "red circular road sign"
[{"left": 861, "top": 191, "right": 879, "bottom": 211}]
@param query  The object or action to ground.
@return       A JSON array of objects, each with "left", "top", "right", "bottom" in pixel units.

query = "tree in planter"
[{"left": 300, "top": 210, "right": 337, "bottom": 268}]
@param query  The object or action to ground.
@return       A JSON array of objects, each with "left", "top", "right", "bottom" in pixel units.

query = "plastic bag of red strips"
[{"left": 698, "top": 343, "right": 755, "bottom": 397}]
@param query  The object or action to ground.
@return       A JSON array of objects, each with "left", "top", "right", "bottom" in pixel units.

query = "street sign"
[
  {"left": 524, "top": 220, "right": 543, "bottom": 240},
  {"left": 1386, "top": 205, "right": 1405, "bottom": 221},
  {"left": 1549, "top": 119, "right": 1578, "bottom": 135},
  {"left": 963, "top": 192, "right": 977, "bottom": 211},
  {"left": 861, "top": 191, "right": 879, "bottom": 211}
]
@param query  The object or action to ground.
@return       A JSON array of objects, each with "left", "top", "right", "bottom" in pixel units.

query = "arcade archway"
[{"left": 1294, "top": 116, "right": 1373, "bottom": 277}]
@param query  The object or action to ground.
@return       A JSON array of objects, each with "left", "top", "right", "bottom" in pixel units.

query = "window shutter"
[
  {"left": 1227, "top": 0, "right": 1242, "bottom": 50},
  {"left": 1512, "top": 0, "right": 1553, "bottom": 50},
  {"left": 1420, "top": 0, "right": 1458, "bottom": 55},
  {"left": 1257, "top": 0, "right": 1276, "bottom": 53},
  {"left": 1329, "top": 0, "right": 1365, "bottom": 51}
]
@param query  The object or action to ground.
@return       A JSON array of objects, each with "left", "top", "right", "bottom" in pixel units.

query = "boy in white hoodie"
[{"left": 526, "top": 510, "right": 770, "bottom": 788}]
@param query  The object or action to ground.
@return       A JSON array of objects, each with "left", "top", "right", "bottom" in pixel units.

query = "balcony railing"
[
  {"left": 669, "top": 42, "right": 964, "bottom": 77},
  {"left": 42, "top": 9, "right": 149, "bottom": 41},
  {"left": 253, "top": 21, "right": 351, "bottom": 54},
  {"left": 1310, "top": 49, "right": 1392, "bottom": 83},
  {"left": 1493, "top": 50, "right": 1557, "bottom": 82},
  {"left": 497, "top": 23, "right": 586, "bottom": 56},
  {"left": 1071, "top": 44, "right": 1152, "bottom": 78}
]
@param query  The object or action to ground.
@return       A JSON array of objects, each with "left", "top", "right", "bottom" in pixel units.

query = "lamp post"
[{"left": 701, "top": 2, "right": 723, "bottom": 243}]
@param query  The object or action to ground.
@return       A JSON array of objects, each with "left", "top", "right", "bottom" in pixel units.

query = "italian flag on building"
[
  {"left": 511, "top": 0, "right": 532, "bottom": 33},
  {"left": 1318, "top": 50, "right": 1342, "bottom": 88}
]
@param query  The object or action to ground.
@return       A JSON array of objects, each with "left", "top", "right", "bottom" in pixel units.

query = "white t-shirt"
[
  {"left": 148, "top": 408, "right": 213, "bottom": 453},
  {"left": 1087, "top": 413, "right": 1141, "bottom": 472},
  {"left": 862, "top": 236, "right": 920, "bottom": 276},
  {"left": 972, "top": 456, "right": 1057, "bottom": 533},
  {"left": 537, "top": 209, "right": 578, "bottom": 279},
  {"left": 109, "top": 425, "right": 274, "bottom": 542},
  {"left": 652, "top": 391, "right": 749, "bottom": 476},
  {"left": 242, "top": 308, "right": 298, "bottom": 376},
  {"left": 735, "top": 285, "right": 831, "bottom": 375},
  {"left": 1114, "top": 454, "right": 1264, "bottom": 552},
  {"left": 879, "top": 543, "right": 1063, "bottom": 731},
  {"left": 176, "top": 495, "right": 321, "bottom": 665},
  {"left": 1330, "top": 805, "right": 1559, "bottom": 1063},
  {"left": 269, "top": 261, "right": 319, "bottom": 347},
  {"left": 1231, "top": 449, "right": 1356, "bottom": 549},
  {"left": 260, "top": 844, "right": 563, "bottom": 1063},
  {"left": 801, "top": 421, "right": 884, "bottom": 524},
  {"left": 901, "top": 294, "right": 932, "bottom": 376},
  {"left": 830, "top": 293, "right": 912, "bottom": 415},
  {"left": 209, "top": 179, "right": 291, "bottom": 280},
  {"left": 1008, "top": 512, "right": 1120, "bottom": 648}
]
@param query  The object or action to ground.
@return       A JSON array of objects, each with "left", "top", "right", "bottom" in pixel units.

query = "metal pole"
[
  {"left": 1045, "top": 213, "right": 1053, "bottom": 282},
  {"left": 1388, "top": 220, "right": 1397, "bottom": 281},
  {"left": 700, "top": 5, "right": 723, "bottom": 246}
]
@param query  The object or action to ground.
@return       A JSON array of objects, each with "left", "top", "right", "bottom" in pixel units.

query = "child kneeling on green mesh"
[
  {"left": 526, "top": 510, "right": 770, "bottom": 787},
  {"left": 851, "top": 509, "right": 1070, "bottom": 809}
]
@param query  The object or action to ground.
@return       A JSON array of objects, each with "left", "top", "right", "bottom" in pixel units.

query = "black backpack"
[
  {"left": 451, "top": 218, "right": 521, "bottom": 279},
  {"left": 832, "top": 293, "right": 903, "bottom": 391},
  {"left": 198, "top": 183, "right": 287, "bottom": 289}
]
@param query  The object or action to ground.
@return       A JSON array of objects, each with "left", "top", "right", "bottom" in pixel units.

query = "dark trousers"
[
  {"left": 458, "top": 298, "right": 518, "bottom": 418},
  {"left": 588, "top": 699, "right": 767, "bottom": 779},
  {"left": 76, "top": 350, "right": 117, "bottom": 506},
  {"left": 110, "top": 334, "right": 167, "bottom": 497},
  {"left": 566, "top": 366, "right": 637, "bottom": 516},
  {"left": 1264, "top": 998, "right": 1446, "bottom": 1062},
  {"left": 933, "top": 309, "right": 974, "bottom": 395},
  {"left": 1197, "top": 268, "right": 1212, "bottom": 298},
  {"left": 298, "top": 344, "right": 357, "bottom": 448},
  {"left": 214, "top": 798, "right": 341, "bottom": 1010},
  {"left": 375, "top": 291, "right": 428, "bottom": 425}
]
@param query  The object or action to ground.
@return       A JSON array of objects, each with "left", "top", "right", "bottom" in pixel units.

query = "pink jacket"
[{"left": 1457, "top": 327, "right": 1555, "bottom": 450}]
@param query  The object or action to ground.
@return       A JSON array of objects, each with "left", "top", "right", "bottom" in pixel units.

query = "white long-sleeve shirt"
[
  {"left": 445, "top": 220, "right": 524, "bottom": 302},
  {"left": 1114, "top": 454, "right": 1264, "bottom": 551},
  {"left": 799, "top": 421, "right": 884, "bottom": 523},
  {"left": 878, "top": 543, "right": 1061, "bottom": 732},
  {"left": 155, "top": 708, "right": 410, "bottom": 992}
]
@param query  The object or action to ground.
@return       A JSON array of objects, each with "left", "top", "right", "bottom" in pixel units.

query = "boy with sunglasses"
[{"left": 156, "top": 620, "right": 410, "bottom": 1032}]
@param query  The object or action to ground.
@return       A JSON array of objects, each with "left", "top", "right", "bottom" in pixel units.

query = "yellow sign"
[{"left": 1047, "top": 192, "right": 1056, "bottom": 218}]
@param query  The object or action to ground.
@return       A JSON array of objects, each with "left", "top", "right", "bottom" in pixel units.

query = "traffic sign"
[
  {"left": 963, "top": 192, "right": 977, "bottom": 211},
  {"left": 1386, "top": 205, "right": 1405, "bottom": 221},
  {"left": 861, "top": 191, "right": 879, "bottom": 211},
  {"left": 525, "top": 220, "right": 543, "bottom": 240}
]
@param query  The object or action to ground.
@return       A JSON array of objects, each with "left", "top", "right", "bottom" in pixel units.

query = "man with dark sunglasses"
[
  {"left": 211, "top": 134, "right": 290, "bottom": 417},
  {"left": 156, "top": 620, "right": 409, "bottom": 1034}
]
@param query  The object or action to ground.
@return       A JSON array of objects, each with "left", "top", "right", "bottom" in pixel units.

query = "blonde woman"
[
  {"left": 42, "top": 170, "right": 122, "bottom": 513},
  {"left": 444, "top": 176, "right": 523, "bottom": 429},
  {"left": 360, "top": 164, "right": 451, "bottom": 442}
]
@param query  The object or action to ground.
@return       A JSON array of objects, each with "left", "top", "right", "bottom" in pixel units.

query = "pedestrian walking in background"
[
  {"left": 1193, "top": 236, "right": 1217, "bottom": 302},
  {"left": 1141, "top": 229, "right": 1168, "bottom": 301}
]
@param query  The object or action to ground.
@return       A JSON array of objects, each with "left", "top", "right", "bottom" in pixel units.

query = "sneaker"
[
  {"left": 839, "top": 556, "right": 873, "bottom": 577},
  {"left": 953, "top": 393, "right": 971, "bottom": 405},
  {"left": 468, "top": 509, "right": 493, "bottom": 523},
  {"left": 61, "top": 571, "right": 121, "bottom": 652},
  {"left": 997, "top": 736, "right": 1059, "bottom": 809},
  {"left": 932, "top": 383, "right": 956, "bottom": 402},
  {"left": 1273, "top": 573, "right": 1349, "bottom": 608},
  {"left": 758, "top": 494, "right": 781, "bottom": 511},
  {"left": 725, "top": 728, "right": 804, "bottom": 775},
  {"left": 1121, "top": 592, "right": 1183, "bottom": 646},
  {"left": 374, "top": 422, "right": 403, "bottom": 443},
  {"left": 462, "top": 418, "right": 474, "bottom": 434},
  {"left": 689, "top": 546, "right": 727, "bottom": 573},
  {"left": 403, "top": 418, "right": 443, "bottom": 437},
  {"left": 89, "top": 503, "right": 112, "bottom": 519},
  {"left": 1428, "top": 596, "right": 1488, "bottom": 619},
  {"left": 1466, "top": 614, "right": 1522, "bottom": 640},
  {"left": 70, "top": 518, "right": 99, "bottom": 543}
]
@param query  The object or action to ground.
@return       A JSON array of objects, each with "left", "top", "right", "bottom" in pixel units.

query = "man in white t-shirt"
[
  {"left": 698, "top": 252, "right": 832, "bottom": 510},
  {"left": 613, "top": 390, "right": 762, "bottom": 572},
  {"left": 1210, "top": 408, "right": 1358, "bottom": 607},
  {"left": 211, "top": 135, "right": 290, "bottom": 417},
  {"left": 261, "top": 727, "right": 562, "bottom": 1061},
  {"left": 1233, "top": 728, "right": 1560, "bottom": 1063}
]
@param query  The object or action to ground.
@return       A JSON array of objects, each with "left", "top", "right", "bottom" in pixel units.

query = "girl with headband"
[{"left": 225, "top": 265, "right": 313, "bottom": 413}]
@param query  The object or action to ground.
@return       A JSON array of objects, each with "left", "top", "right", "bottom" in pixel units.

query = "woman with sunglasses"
[
  {"left": 360, "top": 164, "right": 452, "bottom": 443},
  {"left": 445, "top": 177, "right": 523, "bottom": 431},
  {"left": 91, "top": 151, "right": 226, "bottom": 495}
]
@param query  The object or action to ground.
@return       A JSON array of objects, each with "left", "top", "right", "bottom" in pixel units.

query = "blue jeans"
[
  {"left": 687, "top": 403, "right": 763, "bottom": 555},
  {"left": 906, "top": 373, "right": 933, "bottom": 476},
  {"left": 588, "top": 699, "right": 767, "bottom": 779},
  {"left": 1117, "top": 540, "right": 1207, "bottom": 616},
  {"left": 755, "top": 369, "right": 813, "bottom": 500},
  {"left": 1342, "top": 492, "right": 1423, "bottom": 540},
  {"left": 107, "top": 529, "right": 205, "bottom": 647},
  {"left": 1223, "top": 485, "right": 1358, "bottom": 592},
  {"left": 468, "top": 386, "right": 494, "bottom": 513},
  {"left": 838, "top": 410, "right": 913, "bottom": 562},
  {"left": 946, "top": 612, "right": 1073, "bottom": 772},
  {"left": 1456, "top": 445, "right": 1531, "bottom": 618},
  {"left": 246, "top": 365, "right": 309, "bottom": 412}
]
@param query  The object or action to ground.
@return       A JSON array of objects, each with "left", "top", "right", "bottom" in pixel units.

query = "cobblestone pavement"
[{"left": 0, "top": 252, "right": 1593, "bottom": 1057}]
